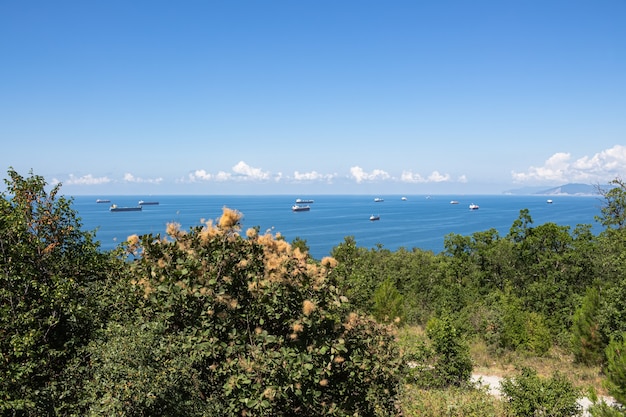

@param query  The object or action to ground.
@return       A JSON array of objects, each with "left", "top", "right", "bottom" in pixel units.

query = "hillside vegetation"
[{"left": 2, "top": 168, "right": 626, "bottom": 416}]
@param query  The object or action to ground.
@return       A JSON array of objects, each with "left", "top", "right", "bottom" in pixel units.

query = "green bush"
[
  {"left": 426, "top": 316, "right": 473, "bottom": 387},
  {"left": 588, "top": 397, "right": 625, "bottom": 417},
  {"left": 81, "top": 209, "right": 404, "bottom": 416},
  {"left": 496, "top": 291, "right": 552, "bottom": 355},
  {"left": 372, "top": 277, "right": 404, "bottom": 324},
  {"left": 500, "top": 367, "right": 581, "bottom": 417}
]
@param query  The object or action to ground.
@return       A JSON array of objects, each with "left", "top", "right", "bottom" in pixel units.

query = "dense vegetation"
[{"left": 2, "top": 168, "right": 626, "bottom": 416}]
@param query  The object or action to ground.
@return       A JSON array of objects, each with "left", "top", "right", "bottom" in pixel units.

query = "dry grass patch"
[
  {"left": 469, "top": 337, "right": 607, "bottom": 396},
  {"left": 400, "top": 384, "right": 505, "bottom": 417}
]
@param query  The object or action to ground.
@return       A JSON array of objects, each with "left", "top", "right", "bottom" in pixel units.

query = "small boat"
[
  {"left": 295, "top": 198, "right": 314, "bottom": 204},
  {"left": 369, "top": 214, "right": 380, "bottom": 221},
  {"left": 469, "top": 203, "right": 479, "bottom": 210},
  {"left": 96, "top": 199, "right": 111, "bottom": 203},
  {"left": 138, "top": 200, "right": 159, "bottom": 205},
  {"left": 547, "top": 199, "right": 553, "bottom": 204},
  {"left": 110, "top": 204, "right": 142, "bottom": 212},
  {"left": 292, "top": 204, "right": 311, "bottom": 212},
  {"left": 401, "top": 197, "right": 407, "bottom": 201},
  {"left": 450, "top": 200, "right": 459, "bottom": 204},
  {"left": 374, "top": 198, "right": 384, "bottom": 202}
]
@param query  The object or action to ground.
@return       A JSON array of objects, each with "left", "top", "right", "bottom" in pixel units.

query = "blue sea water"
[{"left": 73, "top": 195, "right": 605, "bottom": 260}]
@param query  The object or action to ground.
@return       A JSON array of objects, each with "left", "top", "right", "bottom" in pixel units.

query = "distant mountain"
[
  {"left": 538, "top": 183, "right": 599, "bottom": 196},
  {"left": 504, "top": 186, "right": 553, "bottom": 195},
  {"left": 505, "top": 183, "right": 600, "bottom": 196}
]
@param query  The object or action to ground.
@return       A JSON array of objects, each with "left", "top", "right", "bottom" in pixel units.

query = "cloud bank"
[
  {"left": 53, "top": 174, "right": 111, "bottom": 186},
  {"left": 123, "top": 173, "right": 163, "bottom": 184},
  {"left": 51, "top": 145, "right": 624, "bottom": 192},
  {"left": 349, "top": 167, "right": 391, "bottom": 183},
  {"left": 512, "top": 145, "right": 626, "bottom": 185}
]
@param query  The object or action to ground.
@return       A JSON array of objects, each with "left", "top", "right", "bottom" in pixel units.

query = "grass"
[
  {"left": 401, "top": 384, "right": 505, "bottom": 417},
  {"left": 397, "top": 325, "right": 609, "bottom": 417},
  {"left": 469, "top": 336, "right": 607, "bottom": 395}
]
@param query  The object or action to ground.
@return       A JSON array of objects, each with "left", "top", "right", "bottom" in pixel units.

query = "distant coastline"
[{"left": 504, "top": 183, "right": 603, "bottom": 196}]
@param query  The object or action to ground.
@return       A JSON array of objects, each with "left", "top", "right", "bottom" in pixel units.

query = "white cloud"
[
  {"left": 458, "top": 174, "right": 468, "bottom": 183},
  {"left": 214, "top": 171, "right": 232, "bottom": 181},
  {"left": 400, "top": 170, "right": 425, "bottom": 183},
  {"left": 186, "top": 170, "right": 232, "bottom": 182},
  {"left": 349, "top": 166, "right": 391, "bottom": 183},
  {"left": 294, "top": 170, "right": 336, "bottom": 182},
  {"left": 186, "top": 161, "right": 271, "bottom": 183},
  {"left": 512, "top": 145, "right": 626, "bottom": 184},
  {"left": 294, "top": 171, "right": 321, "bottom": 181},
  {"left": 60, "top": 174, "right": 112, "bottom": 186},
  {"left": 188, "top": 169, "right": 212, "bottom": 181},
  {"left": 123, "top": 173, "right": 163, "bottom": 184},
  {"left": 401, "top": 170, "right": 452, "bottom": 183},
  {"left": 232, "top": 161, "right": 270, "bottom": 180},
  {"left": 427, "top": 171, "right": 450, "bottom": 182}
]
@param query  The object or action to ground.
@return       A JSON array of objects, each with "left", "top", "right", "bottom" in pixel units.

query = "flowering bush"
[{"left": 83, "top": 208, "right": 403, "bottom": 416}]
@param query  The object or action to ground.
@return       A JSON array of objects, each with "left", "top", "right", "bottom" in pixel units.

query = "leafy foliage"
[
  {"left": 495, "top": 291, "right": 552, "bottom": 355},
  {"left": 604, "top": 333, "right": 626, "bottom": 406},
  {"left": 588, "top": 401, "right": 626, "bottom": 417},
  {"left": 333, "top": 206, "right": 600, "bottom": 358},
  {"left": 425, "top": 315, "right": 473, "bottom": 387},
  {"left": 571, "top": 287, "right": 606, "bottom": 365},
  {"left": 7, "top": 168, "right": 626, "bottom": 414},
  {"left": 81, "top": 210, "right": 404, "bottom": 416},
  {"left": 0, "top": 168, "right": 112, "bottom": 416},
  {"left": 596, "top": 178, "right": 626, "bottom": 229},
  {"left": 500, "top": 367, "right": 581, "bottom": 417},
  {"left": 598, "top": 274, "right": 626, "bottom": 348},
  {"left": 372, "top": 277, "right": 404, "bottom": 324}
]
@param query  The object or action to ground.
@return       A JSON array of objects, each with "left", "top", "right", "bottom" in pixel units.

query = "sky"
[{"left": 1, "top": 0, "right": 625, "bottom": 195}]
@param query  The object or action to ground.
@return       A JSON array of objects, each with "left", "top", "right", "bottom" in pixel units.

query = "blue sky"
[{"left": 1, "top": 0, "right": 625, "bottom": 195}]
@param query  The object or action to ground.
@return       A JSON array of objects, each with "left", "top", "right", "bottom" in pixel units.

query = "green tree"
[
  {"left": 372, "top": 277, "right": 404, "bottom": 324},
  {"left": 332, "top": 240, "right": 443, "bottom": 326},
  {"left": 604, "top": 333, "right": 626, "bottom": 407},
  {"left": 484, "top": 290, "right": 551, "bottom": 356},
  {"left": 596, "top": 178, "right": 626, "bottom": 229},
  {"left": 510, "top": 220, "right": 579, "bottom": 331},
  {"left": 571, "top": 287, "right": 606, "bottom": 365},
  {"left": 598, "top": 276, "right": 626, "bottom": 347},
  {"left": 0, "top": 168, "right": 111, "bottom": 416},
  {"left": 501, "top": 207, "right": 596, "bottom": 339},
  {"left": 507, "top": 208, "right": 534, "bottom": 243}
]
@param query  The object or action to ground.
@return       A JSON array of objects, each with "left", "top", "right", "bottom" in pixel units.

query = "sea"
[{"left": 73, "top": 195, "right": 605, "bottom": 260}]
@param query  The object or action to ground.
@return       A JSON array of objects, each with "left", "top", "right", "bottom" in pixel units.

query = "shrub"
[
  {"left": 81, "top": 208, "right": 404, "bottom": 416},
  {"left": 372, "top": 277, "right": 404, "bottom": 324},
  {"left": 426, "top": 316, "right": 472, "bottom": 387},
  {"left": 500, "top": 367, "right": 581, "bottom": 417},
  {"left": 493, "top": 291, "right": 552, "bottom": 355}
]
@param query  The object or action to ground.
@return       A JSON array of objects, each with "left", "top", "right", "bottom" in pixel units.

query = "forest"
[{"left": 1, "top": 167, "right": 626, "bottom": 416}]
